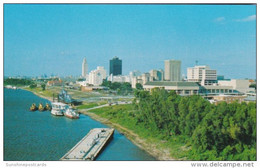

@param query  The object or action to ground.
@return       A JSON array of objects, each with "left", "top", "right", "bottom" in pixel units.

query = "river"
[{"left": 4, "top": 88, "right": 155, "bottom": 161}]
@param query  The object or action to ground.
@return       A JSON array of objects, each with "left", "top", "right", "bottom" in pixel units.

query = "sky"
[{"left": 4, "top": 4, "right": 256, "bottom": 79}]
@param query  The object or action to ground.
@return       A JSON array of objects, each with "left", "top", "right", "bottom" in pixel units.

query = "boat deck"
[{"left": 60, "top": 128, "right": 114, "bottom": 161}]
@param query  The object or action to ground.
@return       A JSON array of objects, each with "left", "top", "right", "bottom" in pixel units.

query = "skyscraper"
[
  {"left": 164, "top": 60, "right": 181, "bottom": 81},
  {"left": 109, "top": 56, "right": 122, "bottom": 76},
  {"left": 82, "top": 57, "right": 88, "bottom": 78}
]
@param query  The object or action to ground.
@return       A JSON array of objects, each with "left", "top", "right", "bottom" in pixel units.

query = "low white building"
[
  {"left": 76, "top": 75, "right": 89, "bottom": 86},
  {"left": 88, "top": 66, "right": 107, "bottom": 86},
  {"left": 149, "top": 69, "right": 164, "bottom": 81},
  {"left": 107, "top": 74, "right": 131, "bottom": 83},
  {"left": 218, "top": 79, "right": 255, "bottom": 94},
  {"left": 141, "top": 73, "right": 150, "bottom": 84},
  {"left": 143, "top": 81, "right": 200, "bottom": 95},
  {"left": 143, "top": 81, "right": 237, "bottom": 96},
  {"left": 187, "top": 65, "right": 217, "bottom": 86},
  {"left": 131, "top": 73, "right": 151, "bottom": 89},
  {"left": 130, "top": 70, "right": 142, "bottom": 88}
]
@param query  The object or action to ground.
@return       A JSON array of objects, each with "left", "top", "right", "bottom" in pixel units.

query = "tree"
[
  {"left": 4, "top": 78, "right": 33, "bottom": 86},
  {"left": 136, "top": 83, "right": 143, "bottom": 90},
  {"left": 249, "top": 83, "right": 256, "bottom": 89},
  {"left": 29, "top": 83, "right": 37, "bottom": 89},
  {"left": 132, "top": 87, "right": 256, "bottom": 160},
  {"left": 101, "top": 79, "right": 112, "bottom": 88},
  {"left": 41, "top": 83, "right": 46, "bottom": 91}
]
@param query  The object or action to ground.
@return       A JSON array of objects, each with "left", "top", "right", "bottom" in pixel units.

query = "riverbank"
[
  {"left": 22, "top": 88, "right": 178, "bottom": 160},
  {"left": 79, "top": 109, "right": 176, "bottom": 161},
  {"left": 5, "top": 88, "right": 154, "bottom": 161},
  {"left": 20, "top": 87, "right": 53, "bottom": 102}
]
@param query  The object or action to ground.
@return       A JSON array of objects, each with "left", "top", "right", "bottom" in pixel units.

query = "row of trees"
[
  {"left": 101, "top": 80, "right": 133, "bottom": 95},
  {"left": 30, "top": 83, "right": 46, "bottom": 91},
  {"left": 4, "top": 78, "right": 46, "bottom": 91},
  {"left": 4, "top": 78, "right": 33, "bottom": 86},
  {"left": 133, "top": 88, "right": 256, "bottom": 160},
  {"left": 101, "top": 80, "right": 144, "bottom": 95}
]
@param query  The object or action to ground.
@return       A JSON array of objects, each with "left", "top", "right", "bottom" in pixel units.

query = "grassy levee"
[
  {"left": 87, "top": 104, "right": 191, "bottom": 160},
  {"left": 77, "top": 102, "right": 107, "bottom": 109},
  {"left": 22, "top": 87, "right": 57, "bottom": 101}
]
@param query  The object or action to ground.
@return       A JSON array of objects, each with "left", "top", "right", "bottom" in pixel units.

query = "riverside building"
[
  {"left": 143, "top": 81, "right": 236, "bottom": 96},
  {"left": 218, "top": 79, "right": 255, "bottom": 94},
  {"left": 144, "top": 81, "right": 200, "bottom": 95},
  {"left": 187, "top": 65, "right": 217, "bottom": 86}
]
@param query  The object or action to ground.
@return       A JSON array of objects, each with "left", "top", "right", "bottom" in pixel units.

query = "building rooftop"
[
  {"left": 244, "top": 96, "right": 256, "bottom": 101},
  {"left": 144, "top": 81, "right": 200, "bottom": 87},
  {"left": 202, "top": 85, "right": 233, "bottom": 89}
]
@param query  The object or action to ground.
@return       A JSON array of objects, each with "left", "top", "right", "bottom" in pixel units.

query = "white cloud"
[
  {"left": 214, "top": 17, "right": 225, "bottom": 22},
  {"left": 235, "top": 15, "right": 256, "bottom": 22}
]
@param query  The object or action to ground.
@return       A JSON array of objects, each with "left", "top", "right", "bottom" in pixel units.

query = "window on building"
[{"left": 185, "top": 90, "right": 190, "bottom": 95}]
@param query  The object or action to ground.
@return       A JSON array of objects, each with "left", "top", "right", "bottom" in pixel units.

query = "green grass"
[
  {"left": 77, "top": 103, "right": 99, "bottom": 109},
  {"left": 77, "top": 101, "right": 107, "bottom": 109},
  {"left": 23, "top": 86, "right": 107, "bottom": 101},
  {"left": 89, "top": 104, "right": 190, "bottom": 160},
  {"left": 24, "top": 87, "right": 57, "bottom": 98}
]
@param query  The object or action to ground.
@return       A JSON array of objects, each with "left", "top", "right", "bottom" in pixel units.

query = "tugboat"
[
  {"left": 45, "top": 103, "right": 52, "bottom": 111},
  {"left": 38, "top": 103, "right": 45, "bottom": 111},
  {"left": 64, "top": 106, "right": 79, "bottom": 119},
  {"left": 30, "top": 103, "right": 38, "bottom": 111}
]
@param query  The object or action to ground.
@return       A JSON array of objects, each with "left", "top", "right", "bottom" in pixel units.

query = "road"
[{"left": 84, "top": 101, "right": 132, "bottom": 111}]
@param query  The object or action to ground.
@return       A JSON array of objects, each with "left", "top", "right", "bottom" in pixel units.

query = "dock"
[{"left": 60, "top": 128, "right": 114, "bottom": 161}]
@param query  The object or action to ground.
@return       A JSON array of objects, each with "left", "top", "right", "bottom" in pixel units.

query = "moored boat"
[
  {"left": 64, "top": 107, "right": 79, "bottom": 119},
  {"left": 45, "top": 103, "right": 52, "bottom": 111},
  {"left": 51, "top": 102, "right": 68, "bottom": 116},
  {"left": 38, "top": 103, "right": 45, "bottom": 111},
  {"left": 30, "top": 103, "right": 38, "bottom": 111}
]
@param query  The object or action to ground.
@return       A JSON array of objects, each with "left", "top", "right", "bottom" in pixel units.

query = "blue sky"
[{"left": 4, "top": 4, "right": 256, "bottom": 79}]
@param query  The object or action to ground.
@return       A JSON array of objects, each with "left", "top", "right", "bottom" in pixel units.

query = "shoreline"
[
  {"left": 20, "top": 87, "right": 53, "bottom": 102},
  {"left": 22, "top": 88, "right": 175, "bottom": 161},
  {"left": 79, "top": 109, "right": 175, "bottom": 161}
]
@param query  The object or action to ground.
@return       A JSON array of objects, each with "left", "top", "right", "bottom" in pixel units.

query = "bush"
[{"left": 29, "top": 83, "right": 37, "bottom": 89}]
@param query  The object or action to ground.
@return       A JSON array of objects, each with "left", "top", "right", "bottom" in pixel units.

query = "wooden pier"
[{"left": 60, "top": 128, "right": 114, "bottom": 161}]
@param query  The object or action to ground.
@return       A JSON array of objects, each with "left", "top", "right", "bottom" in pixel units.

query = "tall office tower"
[
  {"left": 164, "top": 60, "right": 181, "bottom": 81},
  {"left": 109, "top": 56, "right": 122, "bottom": 76},
  {"left": 187, "top": 65, "right": 217, "bottom": 86},
  {"left": 82, "top": 57, "right": 88, "bottom": 78}
]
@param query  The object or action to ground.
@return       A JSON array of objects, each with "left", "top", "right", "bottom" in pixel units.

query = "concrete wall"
[{"left": 218, "top": 79, "right": 254, "bottom": 94}]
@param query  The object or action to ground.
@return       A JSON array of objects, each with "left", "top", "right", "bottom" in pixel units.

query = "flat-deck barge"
[{"left": 60, "top": 128, "right": 114, "bottom": 161}]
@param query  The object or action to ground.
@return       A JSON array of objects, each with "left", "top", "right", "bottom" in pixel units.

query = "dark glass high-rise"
[{"left": 109, "top": 56, "right": 122, "bottom": 76}]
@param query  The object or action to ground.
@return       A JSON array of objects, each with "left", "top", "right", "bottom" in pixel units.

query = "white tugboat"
[
  {"left": 51, "top": 102, "right": 68, "bottom": 116},
  {"left": 64, "top": 107, "right": 79, "bottom": 119}
]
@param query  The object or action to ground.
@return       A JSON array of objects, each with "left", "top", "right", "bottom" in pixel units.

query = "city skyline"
[{"left": 4, "top": 4, "right": 256, "bottom": 79}]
